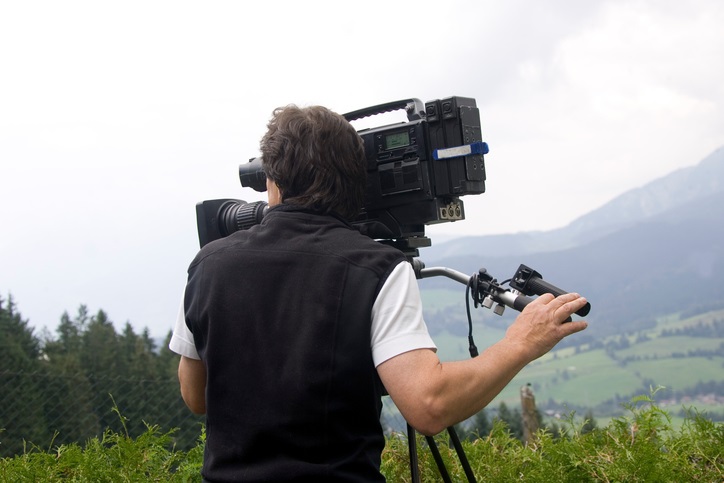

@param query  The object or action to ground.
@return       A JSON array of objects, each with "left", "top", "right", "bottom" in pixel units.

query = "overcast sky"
[{"left": 2, "top": 0, "right": 723, "bottom": 339}]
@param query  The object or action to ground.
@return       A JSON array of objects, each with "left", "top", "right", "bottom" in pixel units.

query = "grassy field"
[{"left": 420, "top": 289, "right": 724, "bottom": 419}]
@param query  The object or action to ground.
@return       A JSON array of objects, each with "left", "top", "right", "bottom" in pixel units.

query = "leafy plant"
[
  {"left": 0, "top": 405, "right": 204, "bottom": 482},
  {"left": 2, "top": 391, "right": 722, "bottom": 482}
]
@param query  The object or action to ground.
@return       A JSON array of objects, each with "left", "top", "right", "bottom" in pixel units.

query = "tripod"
[
  {"left": 406, "top": 423, "right": 477, "bottom": 483},
  {"left": 402, "top": 259, "right": 590, "bottom": 482}
]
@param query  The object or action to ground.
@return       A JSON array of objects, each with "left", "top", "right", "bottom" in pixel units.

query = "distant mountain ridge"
[
  {"left": 423, "top": 146, "right": 724, "bottom": 261},
  {"left": 419, "top": 146, "right": 724, "bottom": 338}
]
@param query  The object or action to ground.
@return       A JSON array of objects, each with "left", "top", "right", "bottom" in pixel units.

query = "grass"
[
  {"left": 618, "top": 336, "right": 724, "bottom": 357},
  {"left": 5, "top": 392, "right": 721, "bottom": 482},
  {"left": 0, "top": 423, "right": 204, "bottom": 482}
]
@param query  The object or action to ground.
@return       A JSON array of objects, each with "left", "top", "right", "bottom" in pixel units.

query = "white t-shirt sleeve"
[
  {"left": 371, "top": 261, "right": 437, "bottom": 367},
  {"left": 168, "top": 296, "right": 201, "bottom": 360}
]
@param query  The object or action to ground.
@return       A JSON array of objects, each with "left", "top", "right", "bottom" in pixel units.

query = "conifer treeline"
[{"left": 0, "top": 295, "right": 202, "bottom": 457}]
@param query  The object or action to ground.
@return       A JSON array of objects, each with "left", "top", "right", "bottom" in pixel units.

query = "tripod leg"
[
  {"left": 407, "top": 423, "right": 421, "bottom": 483},
  {"left": 425, "top": 435, "right": 453, "bottom": 483},
  {"left": 448, "top": 426, "right": 477, "bottom": 483}
]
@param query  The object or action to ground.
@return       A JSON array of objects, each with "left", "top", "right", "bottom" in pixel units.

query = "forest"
[{"left": 0, "top": 295, "right": 203, "bottom": 458}]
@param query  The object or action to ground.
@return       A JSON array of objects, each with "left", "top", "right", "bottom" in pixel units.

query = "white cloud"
[{"left": 1, "top": 0, "right": 723, "bottom": 336}]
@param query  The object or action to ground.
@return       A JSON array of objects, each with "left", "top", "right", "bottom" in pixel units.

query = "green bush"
[
  {"left": 383, "top": 390, "right": 723, "bottom": 482},
  {"left": 0, "top": 406, "right": 205, "bottom": 482},
  {"left": 2, "top": 394, "right": 722, "bottom": 482}
]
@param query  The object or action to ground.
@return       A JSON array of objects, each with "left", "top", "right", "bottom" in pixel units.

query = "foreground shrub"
[
  {"left": 2, "top": 394, "right": 723, "bottom": 482},
  {"left": 382, "top": 392, "right": 723, "bottom": 482},
  {"left": 0, "top": 407, "right": 204, "bottom": 482}
]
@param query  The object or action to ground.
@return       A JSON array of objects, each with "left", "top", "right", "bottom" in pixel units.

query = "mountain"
[
  {"left": 422, "top": 146, "right": 724, "bottom": 260},
  {"left": 418, "top": 146, "right": 724, "bottom": 338}
]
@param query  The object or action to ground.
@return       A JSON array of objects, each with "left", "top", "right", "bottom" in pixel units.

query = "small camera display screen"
[{"left": 384, "top": 131, "right": 410, "bottom": 150}]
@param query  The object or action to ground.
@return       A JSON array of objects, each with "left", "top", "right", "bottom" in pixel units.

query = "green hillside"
[{"left": 421, "top": 289, "right": 724, "bottom": 420}]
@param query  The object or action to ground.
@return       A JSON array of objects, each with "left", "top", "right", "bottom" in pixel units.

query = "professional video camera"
[{"left": 195, "top": 96, "right": 488, "bottom": 256}]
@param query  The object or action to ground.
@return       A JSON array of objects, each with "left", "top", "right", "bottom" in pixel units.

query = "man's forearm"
[
  {"left": 379, "top": 339, "right": 531, "bottom": 436},
  {"left": 178, "top": 356, "right": 207, "bottom": 415}
]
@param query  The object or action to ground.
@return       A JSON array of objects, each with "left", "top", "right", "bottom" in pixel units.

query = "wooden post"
[{"left": 520, "top": 383, "right": 539, "bottom": 445}]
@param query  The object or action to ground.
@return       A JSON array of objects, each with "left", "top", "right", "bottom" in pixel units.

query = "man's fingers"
[
  {"left": 525, "top": 292, "right": 589, "bottom": 322},
  {"left": 561, "top": 320, "right": 588, "bottom": 335},
  {"left": 529, "top": 292, "right": 555, "bottom": 306},
  {"left": 553, "top": 292, "right": 583, "bottom": 304},
  {"left": 550, "top": 292, "right": 586, "bottom": 309},
  {"left": 556, "top": 296, "right": 589, "bottom": 326},
  {"left": 546, "top": 293, "right": 588, "bottom": 322},
  {"left": 564, "top": 294, "right": 588, "bottom": 313}
]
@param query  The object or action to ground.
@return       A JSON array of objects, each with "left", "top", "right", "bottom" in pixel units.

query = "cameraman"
[{"left": 169, "top": 104, "right": 588, "bottom": 482}]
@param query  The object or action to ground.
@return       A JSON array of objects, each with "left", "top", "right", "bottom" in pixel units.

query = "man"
[{"left": 169, "top": 104, "right": 588, "bottom": 481}]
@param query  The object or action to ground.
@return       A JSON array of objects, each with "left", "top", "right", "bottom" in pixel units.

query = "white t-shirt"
[{"left": 169, "top": 260, "right": 436, "bottom": 367}]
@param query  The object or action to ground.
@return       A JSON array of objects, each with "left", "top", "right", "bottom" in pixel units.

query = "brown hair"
[{"left": 260, "top": 105, "right": 366, "bottom": 220}]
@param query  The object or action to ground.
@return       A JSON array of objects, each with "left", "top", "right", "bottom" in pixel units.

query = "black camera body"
[
  {"left": 346, "top": 97, "right": 486, "bottom": 244},
  {"left": 196, "top": 96, "right": 488, "bottom": 255}
]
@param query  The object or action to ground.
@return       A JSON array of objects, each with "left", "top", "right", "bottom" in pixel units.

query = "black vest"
[{"left": 185, "top": 205, "right": 407, "bottom": 482}]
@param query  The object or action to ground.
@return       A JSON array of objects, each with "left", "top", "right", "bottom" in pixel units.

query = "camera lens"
[{"left": 219, "top": 200, "right": 268, "bottom": 236}]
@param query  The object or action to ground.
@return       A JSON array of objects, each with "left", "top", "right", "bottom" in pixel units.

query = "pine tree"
[
  {"left": 458, "top": 409, "right": 492, "bottom": 441},
  {"left": 41, "top": 308, "right": 101, "bottom": 447},
  {"left": 581, "top": 409, "right": 598, "bottom": 434},
  {"left": 496, "top": 402, "right": 524, "bottom": 441},
  {"left": 0, "top": 295, "right": 48, "bottom": 456},
  {"left": 0, "top": 295, "right": 40, "bottom": 369},
  {"left": 157, "top": 330, "right": 181, "bottom": 378}
]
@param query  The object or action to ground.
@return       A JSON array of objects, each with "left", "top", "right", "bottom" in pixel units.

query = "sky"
[{"left": 2, "top": 0, "right": 723, "bottom": 339}]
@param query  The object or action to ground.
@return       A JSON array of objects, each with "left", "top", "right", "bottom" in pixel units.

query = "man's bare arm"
[
  {"left": 178, "top": 356, "right": 207, "bottom": 414},
  {"left": 377, "top": 292, "right": 588, "bottom": 436}
]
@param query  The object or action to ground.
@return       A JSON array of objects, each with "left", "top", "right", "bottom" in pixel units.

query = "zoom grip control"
[{"left": 510, "top": 264, "right": 591, "bottom": 317}]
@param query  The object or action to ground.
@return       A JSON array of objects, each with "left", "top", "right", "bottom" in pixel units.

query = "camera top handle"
[{"left": 343, "top": 98, "right": 426, "bottom": 123}]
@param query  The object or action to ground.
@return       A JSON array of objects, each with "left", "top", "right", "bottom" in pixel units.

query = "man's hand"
[{"left": 504, "top": 292, "right": 588, "bottom": 361}]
